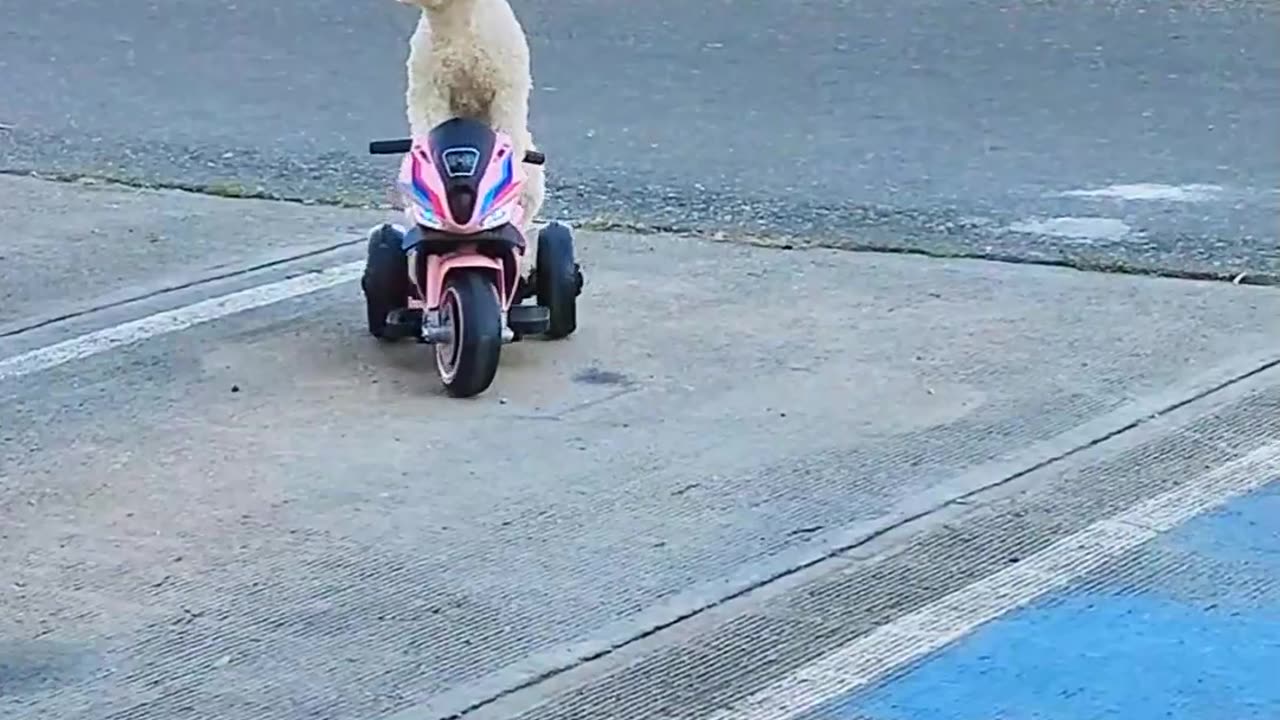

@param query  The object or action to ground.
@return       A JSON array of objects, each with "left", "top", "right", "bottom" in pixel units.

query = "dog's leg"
[
  {"left": 405, "top": 16, "right": 452, "bottom": 135},
  {"left": 491, "top": 99, "right": 544, "bottom": 279},
  {"left": 517, "top": 136, "right": 546, "bottom": 280}
]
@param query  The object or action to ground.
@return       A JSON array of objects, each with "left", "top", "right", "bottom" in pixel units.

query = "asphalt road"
[{"left": 2, "top": 0, "right": 1278, "bottom": 279}]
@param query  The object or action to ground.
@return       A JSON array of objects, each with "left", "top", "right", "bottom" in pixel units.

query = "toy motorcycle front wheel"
[{"left": 435, "top": 270, "right": 503, "bottom": 398}]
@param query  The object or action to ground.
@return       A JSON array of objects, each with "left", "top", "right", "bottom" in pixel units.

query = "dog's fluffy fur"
[{"left": 399, "top": 0, "right": 545, "bottom": 276}]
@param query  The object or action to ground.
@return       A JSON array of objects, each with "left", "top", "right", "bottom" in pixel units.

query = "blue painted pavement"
[{"left": 805, "top": 480, "right": 1280, "bottom": 720}]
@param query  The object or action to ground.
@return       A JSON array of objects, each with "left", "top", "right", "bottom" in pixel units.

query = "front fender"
[{"left": 425, "top": 251, "right": 506, "bottom": 309}]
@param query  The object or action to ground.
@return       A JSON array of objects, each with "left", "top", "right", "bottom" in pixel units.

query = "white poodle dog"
[{"left": 398, "top": 0, "right": 546, "bottom": 277}]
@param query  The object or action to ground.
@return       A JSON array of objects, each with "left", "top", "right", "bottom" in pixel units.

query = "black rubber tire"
[
  {"left": 536, "top": 222, "right": 579, "bottom": 339},
  {"left": 436, "top": 270, "right": 503, "bottom": 398},
  {"left": 361, "top": 224, "right": 409, "bottom": 340}
]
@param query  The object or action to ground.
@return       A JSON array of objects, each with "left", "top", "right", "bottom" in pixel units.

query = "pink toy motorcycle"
[{"left": 362, "top": 118, "right": 583, "bottom": 398}]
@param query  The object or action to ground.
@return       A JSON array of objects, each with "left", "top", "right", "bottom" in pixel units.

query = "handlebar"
[
  {"left": 368, "top": 139, "right": 413, "bottom": 155},
  {"left": 368, "top": 138, "right": 544, "bottom": 165}
]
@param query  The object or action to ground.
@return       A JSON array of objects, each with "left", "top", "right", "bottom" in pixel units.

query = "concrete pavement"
[
  {"left": 499, "top": 375, "right": 1280, "bottom": 720},
  {"left": 2, "top": 0, "right": 1278, "bottom": 279},
  {"left": 3, "top": 175, "right": 1280, "bottom": 719},
  {"left": 0, "top": 175, "right": 385, "bottom": 338}
]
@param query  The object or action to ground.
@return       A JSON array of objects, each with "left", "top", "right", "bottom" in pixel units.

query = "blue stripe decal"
[{"left": 479, "top": 154, "right": 513, "bottom": 217}]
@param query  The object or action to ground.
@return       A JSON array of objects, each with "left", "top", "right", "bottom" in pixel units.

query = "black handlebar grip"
[
  {"left": 369, "top": 139, "right": 412, "bottom": 155},
  {"left": 523, "top": 150, "right": 545, "bottom": 165}
]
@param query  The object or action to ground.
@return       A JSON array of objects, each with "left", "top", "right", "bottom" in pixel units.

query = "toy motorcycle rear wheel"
[
  {"left": 435, "top": 270, "right": 503, "bottom": 398},
  {"left": 536, "top": 222, "right": 581, "bottom": 339},
  {"left": 361, "top": 224, "right": 409, "bottom": 340}
]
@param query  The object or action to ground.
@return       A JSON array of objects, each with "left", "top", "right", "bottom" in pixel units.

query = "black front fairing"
[
  {"left": 399, "top": 223, "right": 525, "bottom": 253},
  {"left": 425, "top": 117, "right": 501, "bottom": 225}
]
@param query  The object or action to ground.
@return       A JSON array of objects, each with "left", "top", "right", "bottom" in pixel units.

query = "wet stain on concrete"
[
  {"left": 573, "top": 367, "right": 631, "bottom": 386},
  {"left": 0, "top": 640, "right": 98, "bottom": 697}
]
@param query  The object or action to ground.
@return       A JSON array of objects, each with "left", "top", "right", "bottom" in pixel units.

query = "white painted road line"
[
  {"left": 703, "top": 440, "right": 1280, "bottom": 720},
  {"left": 0, "top": 261, "right": 363, "bottom": 384},
  {"left": 1058, "top": 183, "right": 1227, "bottom": 203}
]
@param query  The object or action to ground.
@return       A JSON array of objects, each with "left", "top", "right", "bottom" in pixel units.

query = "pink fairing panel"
[
  {"left": 423, "top": 251, "right": 512, "bottom": 311},
  {"left": 395, "top": 132, "right": 527, "bottom": 235}
]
